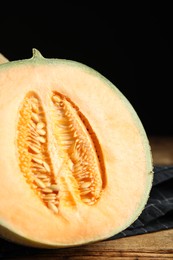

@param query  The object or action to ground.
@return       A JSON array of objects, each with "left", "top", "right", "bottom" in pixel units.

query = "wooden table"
[{"left": 0, "top": 136, "right": 173, "bottom": 259}]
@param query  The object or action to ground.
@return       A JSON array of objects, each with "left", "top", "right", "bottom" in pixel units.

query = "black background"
[{"left": 0, "top": 2, "right": 172, "bottom": 136}]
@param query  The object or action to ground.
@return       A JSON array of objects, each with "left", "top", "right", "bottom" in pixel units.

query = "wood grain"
[
  {"left": 0, "top": 136, "right": 172, "bottom": 259},
  {"left": 149, "top": 136, "right": 173, "bottom": 165},
  {"left": 0, "top": 229, "right": 173, "bottom": 259}
]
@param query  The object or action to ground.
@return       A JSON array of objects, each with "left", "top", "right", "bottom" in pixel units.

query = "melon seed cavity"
[{"left": 17, "top": 91, "right": 105, "bottom": 215}]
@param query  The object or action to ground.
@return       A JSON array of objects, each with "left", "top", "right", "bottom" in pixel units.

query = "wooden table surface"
[{"left": 0, "top": 136, "right": 173, "bottom": 259}]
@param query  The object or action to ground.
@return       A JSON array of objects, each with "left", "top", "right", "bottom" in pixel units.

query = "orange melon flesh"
[{"left": 0, "top": 49, "right": 153, "bottom": 248}]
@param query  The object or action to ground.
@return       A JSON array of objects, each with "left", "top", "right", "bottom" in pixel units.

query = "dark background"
[{"left": 0, "top": 2, "right": 172, "bottom": 136}]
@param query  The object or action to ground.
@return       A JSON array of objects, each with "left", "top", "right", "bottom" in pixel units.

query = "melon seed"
[
  {"left": 36, "top": 174, "right": 48, "bottom": 179},
  {"left": 80, "top": 182, "right": 91, "bottom": 189},
  {"left": 37, "top": 129, "right": 46, "bottom": 135},
  {"left": 36, "top": 136, "right": 46, "bottom": 143},
  {"left": 34, "top": 178, "right": 46, "bottom": 189},
  {"left": 36, "top": 122, "right": 45, "bottom": 130},
  {"left": 31, "top": 112, "right": 40, "bottom": 123},
  {"left": 32, "top": 157, "right": 43, "bottom": 164},
  {"left": 49, "top": 184, "right": 59, "bottom": 191},
  {"left": 45, "top": 194, "right": 57, "bottom": 199},
  {"left": 42, "top": 188, "right": 53, "bottom": 193},
  {"left": 43, "top": 161, "right": 51, "bottom": 172},
  {"left": 31, "top": 103, "right": 39, "bottom": 113},
  {"left": 28, "top": 144, "right": 40, "bottom": 154},
  {"left": 48, "top": 202, "right": 59, "bottom": 214},
  {"left": 52, "top": 92, "right": 103, "bottom": 205},
  {"left": 17, "top": 93, "right": 58, "bottom": 214},
  {"left": 17, "top": 91, "right": 104, "bottom": 214}
]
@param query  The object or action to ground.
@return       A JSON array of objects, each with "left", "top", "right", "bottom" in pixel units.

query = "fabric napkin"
[{"left": 109, "top": 166, "right": 173, "bottom": 240}]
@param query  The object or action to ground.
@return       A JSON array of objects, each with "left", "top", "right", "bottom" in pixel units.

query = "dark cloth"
[{"left": 109, "top": 166, "right": 173, "bottom": 240}]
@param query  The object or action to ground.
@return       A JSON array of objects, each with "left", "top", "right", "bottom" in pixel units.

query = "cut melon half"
[
  {"left": 0, "top": 49, "right": 153, "bottom": 248},
  {"left": 0, "top": 53, "right": 9, "bottom": 64}
]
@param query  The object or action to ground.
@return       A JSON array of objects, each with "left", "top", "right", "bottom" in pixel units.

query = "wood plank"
[
  {"left": 149, "top": 136, "right": 173, "bottom": 165},
  {"left": 0, "top": 229, "right": 173, "bottom": 259}
]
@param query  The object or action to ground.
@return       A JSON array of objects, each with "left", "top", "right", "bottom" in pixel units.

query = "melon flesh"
[
  {"left": 0, "top": 53, "right": 9, "bottom": 64},
  {"left": 0, "top": 49, "right": 153, "bottom": 248}
]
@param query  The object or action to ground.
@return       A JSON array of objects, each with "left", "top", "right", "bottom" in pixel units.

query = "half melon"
[{"left": 0, "top": 49, "right": 153, "bottom": 248}]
